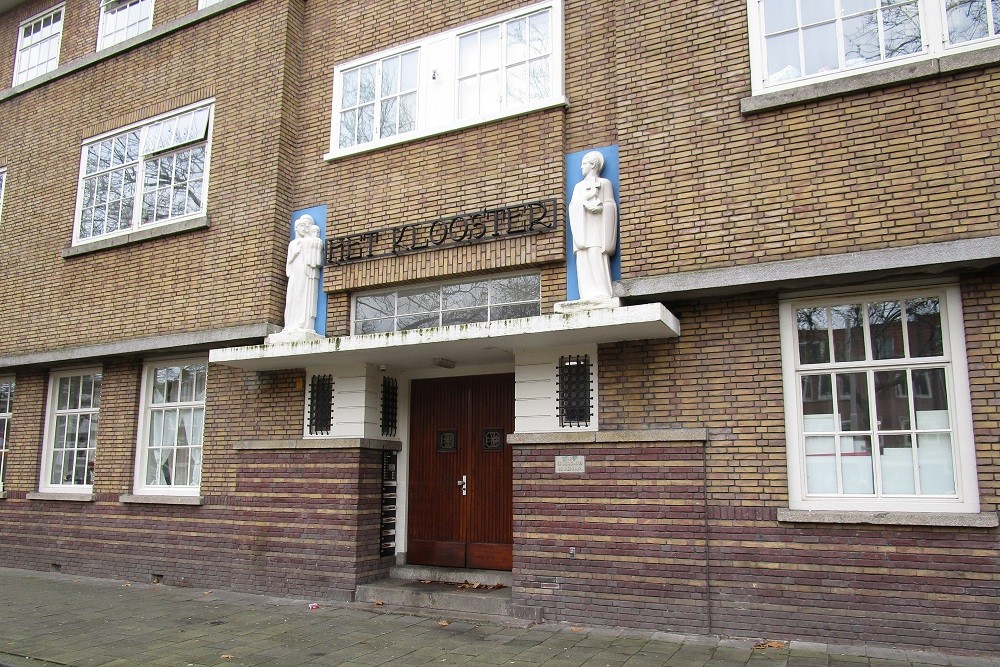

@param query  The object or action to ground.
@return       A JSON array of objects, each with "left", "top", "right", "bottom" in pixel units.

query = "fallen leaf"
[
  {"left": 122, "top": 583, "right": 131, "bottom": 587},
  {"left": 374, "top": 600, "right": 384, "bottom": 606},
  {"left": 203, "top": 591, "right": 212, "bottom": 595},
  {"left": 569, "top": 626, "right": 584, "bottom": 633},
  {"left": 753, "top": 640, "right": 787, "bottom": 650},
  {"left": 437, "top": 620, "right": 449, "bottom": 627},
  {"left": 220, "top": 655, "right": 234, "bottom": 660},
  {"left": 308, "top": 603, "right": 320, "bottom": 610},
  {"left": 420, "top": 579, "right": 432, "bottom": 584}
]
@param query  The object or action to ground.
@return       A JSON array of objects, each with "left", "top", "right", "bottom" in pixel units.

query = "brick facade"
[{"left": 1, "top": 0, "right": 998, "bottom": 654}]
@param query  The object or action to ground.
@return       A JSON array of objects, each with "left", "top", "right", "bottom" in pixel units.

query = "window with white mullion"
[
  {"left": 14, "top": 5, "right": 64, "bottom": 86},
  {"left": 944, "top": 0, "right": 1000, "bottom": 44},
  {"left": 98, "top": 0, "right": 152, "bottom": 50},
  {"left": 339, "top": 51, "right": 418, "bottom": 149},
  {"left": 0, "top": 378, "right": 13, "bottom": 492},
  {"left": 458, "top": 26, "right": 501, "bottom": 118},
  {"left": 136, "top": 361, "right": 206, "bottom": 493},
  {"left": 42, "top": 370, "right": 101, "bottom": 490}
]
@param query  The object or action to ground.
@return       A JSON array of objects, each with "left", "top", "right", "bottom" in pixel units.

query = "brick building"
[{"left": 1, "top": 0, "right": 998, "bottom": 653}]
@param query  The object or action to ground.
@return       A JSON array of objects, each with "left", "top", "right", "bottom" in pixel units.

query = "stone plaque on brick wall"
[{"left": 555, "top": 455, "right": 585, "bottom": 474}]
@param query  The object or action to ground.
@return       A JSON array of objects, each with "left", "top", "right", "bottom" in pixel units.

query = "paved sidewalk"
[{"left": 0, "top": 568, "right": 995, "bottom": 667}]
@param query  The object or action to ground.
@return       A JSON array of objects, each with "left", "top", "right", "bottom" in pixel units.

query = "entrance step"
[{"left": 356, "top": 566, "right": 512, "bottom": 618}]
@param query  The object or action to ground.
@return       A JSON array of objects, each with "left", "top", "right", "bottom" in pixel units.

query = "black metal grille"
[
  {"left": 557, "top": 355, "right": 592, "bottom": 427},
  {"left": 483, "top": 428, "right": 504, "bottom": 451},
  {"left": 308, "top": 375, "right": 334, "bottom": 435},
  {"left": 381, "top": 376, "right": 398, "bottom": 437},
  {"left": 380, "top": 450, "right": 397, "bottom": 557}
]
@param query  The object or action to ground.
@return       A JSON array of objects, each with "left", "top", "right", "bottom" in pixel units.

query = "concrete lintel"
[
  {"left": 61, "top": 216, "right": 210, "bottom": 258},
  {"left": 510, "top": 428, "right": 708, "bottom": 446},
  {"left": 119, "top": 494, "right": 204, "bottom": 506},
  {"left": 235, "top": 438, "right": 402, "bottom": 451},
  {"left": 0, "top": 323, "right": 280, "bottom": 371},
  {"left": 618, "top": 236, "right": 1000, "bottom": 303},
  {"left": 26, "top": 492, "right": 94, "bottom": 502},
  {"left": 777, "top": 508, "right": 999, "bottom": 528}
]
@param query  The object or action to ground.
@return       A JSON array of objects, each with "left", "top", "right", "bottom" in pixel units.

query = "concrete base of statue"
[
  {"left": 266, "top": 328, "right": 323, "bottom": 344},
  {"left": 554, "top": 297, "right": 621, "bottom": 314}
]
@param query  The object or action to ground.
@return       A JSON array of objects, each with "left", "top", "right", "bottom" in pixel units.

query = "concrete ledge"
[
  {"left": 119, "top": 494, "right": 204, "bottom": 506},
  {"left": 0, "top": 491, "right": 6, "bottom": 500},
  {"left": 62, "top": 216, "right": 210, "bottom": 258},
  {"left": 618, "top": 236, "right": 1000, "bottom": 302},
  {"left": 741, "top": 44, "right": 1000, "bottom": 114},
  {"left": 235, "top": 438, "right": 402, "bottom": 451},
  {"left": 26, "top": 492, "right": 94, "bottom": 502},
  {"left": 0, "top": 0, "right": 253, "bottom": 102},
  {"left": 510, "top": 428, "right": 708, "bottom": 446},
  {"left": 0, "top": 323, "right": 280, "bottom": 370},
  {"left": 777, "top": 508, "right": 999, "bottom": 528}
]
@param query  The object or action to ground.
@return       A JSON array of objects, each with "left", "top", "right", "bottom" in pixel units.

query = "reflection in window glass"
[{"left": 797, "top": 307, "right": 829, "bottom": 364}]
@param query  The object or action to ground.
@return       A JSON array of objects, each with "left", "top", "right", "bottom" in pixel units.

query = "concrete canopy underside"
[{"left": 209, "top": 303, "right": 680, "bottom": 371}]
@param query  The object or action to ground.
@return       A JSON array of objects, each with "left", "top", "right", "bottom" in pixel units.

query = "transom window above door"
[
  {"left": 747, "top": 0, "right": 1000, "bottom": 93},
  {"left": 353, "top": 273, "right": 540, "bottom": 334}
]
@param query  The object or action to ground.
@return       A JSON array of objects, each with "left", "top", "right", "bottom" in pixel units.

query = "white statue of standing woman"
[
  {"left": 568, "top": 150, "right": 618, "bottom": 304},
  {"left": 269, "top": 214, "right": 324, "bottom": 342}
]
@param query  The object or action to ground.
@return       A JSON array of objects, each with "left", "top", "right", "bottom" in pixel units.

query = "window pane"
[
  {"left": 480, "top": 70, "right": 500, "bottom": 115},
  {"left": 380, "top": 98, "right": 398, "bottom": 138},
  {"left": 840, "top": 435, "right": 875, "bottom": 494},
  {"left": 400, "top": 50, "right": 419, "bottom": 90},
  {"left": 947, "top": 0, "right": 989, "bottom": 43},
  {"left": 355, "top": 318, "right": 395, "bottom": 334},
  {"left": 341, "top": 69, "right": 359, "bottom": 108},
  {"left": 458, "top": 77, "right": 479, "bottom": 118},
  {"left": 492, "top": 302, "right": 540, "bottom": 320},
  {"left": 797, "top": 307, "right": 830, "bottom": 364},
  {"left": 357, "top": 104, "right": 375, "bottom": 143},
  {"left": 381, "top": 55, "right": 399, "bottom": 96},
  {"left": 491, "top": 274, "right": 539, "bottom": 303},
  {"left": 843, "top": 0, "right": 876, "bottom": 13},
  {"left": 804, "top": 436, "right": 837, "bottom": 494},
  {"left": 912, "top": 368, "right": 949, "bottom": 427},
  {"left": 528, "top": 10, "right": 550, "bottom": 56},
  {"left": 529, "top": 58, "right": 550, "bottom": 100},
  {"left": 836, "top": 372, "right": 870, "bottom": 431},
  {"left": 443, "top": 281, "right": 487, "bottom": 309},
  {"left": 766, "top": 31, "right": 802, "bottom": 83},
  {"left": 442, "top": 307, "right": 489, "bottom": 325},
  {"left": 803, "top": 21, "right": 839, "bottom": 74},
  {"left": 398, "top": 313, "right": 439, "bottom": 330},
  {"left": 340, "top": 109, "right": 357, "bottom": 148},
  {"left": 481, "top": 26, "right": 501, "bottom": 70},
  {"left": 506, "top": 17, "right": 527, "bottom": 63},
  {"left": 506, "top": 62, "right": 527, "bottom": 105},
  {"left": 843, "top": 11, "right": 881, "bottom": 66},
  {"left": 869, "top": 301, "right": 903, "bottom": 360},
  {"left": 398, "top": 288, "right": 439, "bottom": 314},
  {"left": 831, "top": 304, "right": 865, "bottom": 362},
  {"left": 459, "top": 33, "right": 479, "bottom": 77},
  {"left": 801, "top": 374, "right": 834, "bottom": 431},
  {"left": 879, "top": 434, "right": 915, "bottom": 494},
  {"left": 359, "top": 64, "right": 377, "bottom": 104},
  {"left": 356, "top": 294, "right": 395, "bottom": 319},
  {"left": 803, "top": 0, "right": 836, "bottom": 23},
  {"left": 883, "top": 1, "right": 922, "bottom": 57},
  {"left": 906, "top": 298, "right": 942, "bottom": 357},
  {"left": 763, "top": 0, "right": 798, "bottom": 33},
  {"left": 874, "top": 370, "right": 909, "bottom": 430},
  {"left": 917, "top": 433, "right": 956, "bottom": 494},
  {"left": 399, "top": 93, "right": 417, "bottom": 133}
]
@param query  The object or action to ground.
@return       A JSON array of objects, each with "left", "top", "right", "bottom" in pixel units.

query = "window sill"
[
  {"left": 120, "top": 493, "right": 203, "bottom": 505},
  {"left": 777, "top": 508, "right": 998, "bottom": 528},
  {"left": 741, "top": 43, "right": 1000, "bottom": 114},
  {"left": 62, "top": 216, "right": 209, "bottom": 258},
  {"left": 27, "top": 491, "right": 94, "bottom": 502}
]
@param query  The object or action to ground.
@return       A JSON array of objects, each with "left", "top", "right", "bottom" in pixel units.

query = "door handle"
[{"left": 457, "top": 475, "right": 467, "bottom": 496}]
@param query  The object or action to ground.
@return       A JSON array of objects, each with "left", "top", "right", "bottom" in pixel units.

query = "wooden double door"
[{"left": 407, "top": 373, "right": 514, "bottom": 571}]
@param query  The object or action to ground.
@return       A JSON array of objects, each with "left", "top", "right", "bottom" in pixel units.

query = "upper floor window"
[
  {"left": 98, "top": 0, "right": 153, "bottom": 50},
  {"left": 74, "top": 101, "right": 213, "bottom": 245},
  {"left": 748, "top": 0, "right": 1000, "bottom": 93},
  {"left": 353, "top": 273, "right": 540, "bottom": 334},
  {"left": 41, "top": 369, "right": 102, "bottom": 492},
  {"left": 779, "top": 284, "right": 981, "bottom": 513},
  {"left": 327, "top": 0, "right": 563, "bottom": 159},
  {"left": 134, "top": 360, "right": 206, "bottom": 495},
  {"left": 14, "top": 4, "right": 64, "bottom": 86},
  {"left": 0, "top": 377, "right": 13, "bottom": 492}
]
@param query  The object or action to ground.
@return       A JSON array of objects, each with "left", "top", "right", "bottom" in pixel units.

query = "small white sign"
[{"left": 555, "top": 455, "right": 585, "bottom": 474}]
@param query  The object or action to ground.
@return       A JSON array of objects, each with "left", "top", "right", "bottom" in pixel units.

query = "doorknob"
[{"left": 457, "top": 475, "right": 467, "bottom": 496}]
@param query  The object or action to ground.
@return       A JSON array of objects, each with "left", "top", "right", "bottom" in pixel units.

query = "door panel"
[{"left": 407, "top": 374, "right": 514, "bottom": 570}]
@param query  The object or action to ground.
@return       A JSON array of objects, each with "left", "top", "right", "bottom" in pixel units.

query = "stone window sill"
[
  {"left": 777, "top": 508, "right": 998, "bottom": 528},
  {"left": 62, "top": 216, "right": 209, "bottom": 258},
  {"left": 26, "top": 491, "right": 94, "bottom": 502},
  {"left": 120, "top": 494, "right": 203, "bottom": 506},
  {"left": 741, "top": 43, "right": 1000, "bottom": 114}
]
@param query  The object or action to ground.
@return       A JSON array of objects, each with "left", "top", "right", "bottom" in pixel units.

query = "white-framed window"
[
  {"left": 779, "top": 283, "right": 980, "bottom": 513},
  {"left": 40, "top": 369, "right": 102, "bottom": 492},
  {"left": 13, "top": 4, "right": 63, "bottom": 86},
  {"left": 748, "top": 0, "right": 1000, "bottom": 93},
  {"left": 73, "top": 100, "right": 213, "bottom": 245},
  {"left": 353, "top": 273, "right": 541, "bottom": 334},
  {"left": 197, "top": 0, "right": 221, "bottom": 8},
  {"left": 327, "top": 0, "right": 564, "bottom": 158},
  {"left": 0, "top": 377, "right": 14, "bottom": 492},
  {"left": 134, "top": 359, "right": 206, "bottom": 495},
  {"left": 98, "top": 0, "right": 153, "bottom": 50}
]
